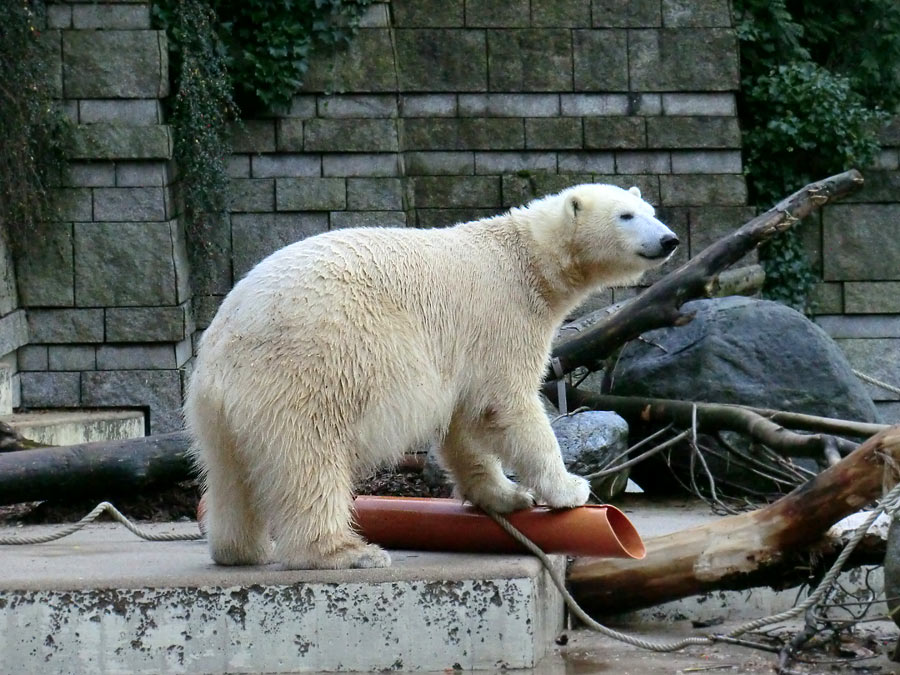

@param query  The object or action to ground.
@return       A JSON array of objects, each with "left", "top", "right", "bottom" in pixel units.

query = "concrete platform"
[
  {"left": 2, "top": 409, "right": 145, "bottom": 446},
  {"left": 0, "top": 523, "right": 564, "bottom": 674}
]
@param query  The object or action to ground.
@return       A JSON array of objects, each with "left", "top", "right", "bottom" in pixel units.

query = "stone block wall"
[
  {"left": 812, "top": 119, "right": 900, "bottom": 422},
  {"left": 15, "top": 0, "right": 189, "bottom": 433},
  {"left": 203, "top": 0, "right": 750, "bottom": 326}
]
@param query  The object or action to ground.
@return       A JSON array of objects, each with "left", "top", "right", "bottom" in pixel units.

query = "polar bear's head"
[{"left": 523, "top": 183, "right": 679, "bottom": 289}]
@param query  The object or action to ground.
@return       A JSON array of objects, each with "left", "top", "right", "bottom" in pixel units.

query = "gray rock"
[
  {"left": 607, "top": 296, "right": 879, "bottom": 493},
  {"left": 553, "top": 410, "right": 630, "bottom": 501}
]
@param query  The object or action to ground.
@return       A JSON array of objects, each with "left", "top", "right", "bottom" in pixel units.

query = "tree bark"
[
  {"left": 0, "top": 432, "right": 193, "bottom": 506},
  {"left": 550, "top": 170, "right": 864, "bottom": 374},
  {"left": 567, "top": 425, "right": 900, "bottom": 615}
]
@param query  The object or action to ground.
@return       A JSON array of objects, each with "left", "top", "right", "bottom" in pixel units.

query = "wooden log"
[
  {"left": 567, "top": 426, "right": 900, "bottom": 615},
  {"left": 550, "top": 170, "right": 864, "bottom": 374},
  {"left": 0, "top": 432, "right": 193, "bottom": 506}
]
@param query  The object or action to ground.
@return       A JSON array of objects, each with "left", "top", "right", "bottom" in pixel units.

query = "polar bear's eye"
[{"left": 620, "top": 213, "right": 634, "bottom": 221}]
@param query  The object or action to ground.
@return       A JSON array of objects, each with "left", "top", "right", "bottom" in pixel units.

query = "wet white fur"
[{"left": 185, "top": 183, "right": 676, "bottom": 569}]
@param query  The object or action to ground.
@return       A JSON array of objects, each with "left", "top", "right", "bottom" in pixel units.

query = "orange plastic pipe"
[{"left": 353, "top": 496, "right": 646, "bottom": 559}]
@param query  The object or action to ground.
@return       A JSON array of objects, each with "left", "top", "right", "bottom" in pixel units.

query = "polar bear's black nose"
[{"left": 660, "top": 235, "right": 680, "bottom": 255}]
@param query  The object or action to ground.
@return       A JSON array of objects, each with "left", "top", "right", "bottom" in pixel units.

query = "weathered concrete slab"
[
  {"left": 3, "top": 409, "right": 145, "bottom": 446},
  {"left": 0, "top": 524, "right": 564, "bottom": 673}
]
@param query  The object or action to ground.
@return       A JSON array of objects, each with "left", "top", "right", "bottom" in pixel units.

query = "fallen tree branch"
[
  {"left": 567, "top": 426, "right": 900, "bottom": 615},
  {"left": 0, "top": 432, "right": 193, "bottom": 506},
  {"left": 550, "top": 170, "right": 864, "bottom": 374}
]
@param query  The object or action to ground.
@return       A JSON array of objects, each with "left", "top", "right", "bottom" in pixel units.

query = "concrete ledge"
[
  {"left": 2, "top": 409, "right": 145, "bottom": 446},
  {"left": 0, "top": 524, "right": 564, "bottom": 673}
]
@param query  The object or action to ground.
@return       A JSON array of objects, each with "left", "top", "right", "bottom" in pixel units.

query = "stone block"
[
  {"left": 557, "top": 152, "right": 615, "bottom": 173},
  {"left": 231, "top": 213, "right": 329, "bottom": 280},
  {"left": 810, "top": 283, "right": 843, "bottom": 315},
  {"left": 823, "top": 205, "right": 900, "bottom": 281},
  {"left": 78, "top": 100, "right": 161, "bottom": 125},
  {"left": 646, "top": 116, "right": 741, "bottom": 148},
  {"left": 400, "top": 95, "right": 458, "bottom": 117},
  {"left": 287, "top": 96, "right": 317, "bottom": 118},
  {"left": 833, "top": 338, "right": 900, "bottom": 401},
  {"left": 532, "top": 0, "right": 590, "bottom": 26},
  {"left": 51, "top": 188, "right": 92, "bottom": 221},
  {"left": 18, "top": 346, "right": 48, "bottom": 372},
  {"left": 659, "top": 174, "right": 747, "bottom": 205},
  {"left": 662, "top": 93, "right": 736, "bottom": 115},
  {"left": 844, "top": 282, "right": 900, "bottom": 314},
  {"left": 629, "top": 29, "right": 739, "bottom": 91},
  {"left": 231, "top": 120, "right": 276, "bottom": 153},
  {"left": 465, "top": 0, "right": 530, "bottom": 27},
  {"left": 588, "top": 175, "right": 662, "bottom": 203},
  {"left": 501, "top": 174, "right": 594, "bottom": 207},
  {"left": 392, "top": 0, "right": 463, "bottom": 27},
  {"left": 634, "top": 94, "right": 663, "bottom": 115},
  {"left": 526, "top": 118, "right": 583, "bottom": 149},
  {"left": 48, "top": 345, "right": 96, "bottom": 371},
  {"left": 573, "top": 30, "right": 629, "bottom": 90},
  {"left": 72, "top": 3, "right": 151, "bottom": 29},
  {"left": 16, "top": 222, "right": 75, "bottom": 307},
  {"left": 116, "top": 162, "right": 168, "bottom": 187},
  {"left": 405, "top": 152, "right": 475, "bottom": 175},
  {"left": 302, "top": 30, "right": 398, "bottom": 92},
  {"left": 396, "top": 29, "right": 486, "bottom": 92},
  {"left": 593, "top": 0, "right": 661, "bottom": 26},
  {"left": 585, "top": 118, "right": 646, "bottom": 149},
  {"left": 47, "top": 4, "right": 72, "bottom": 28},
  {"left": 615, "top": 151, "right": 670, "bottom": 173},
  {"left": 226, "top": 155, "right": 250, "bottom": 178},
  {"left": 474, "top": 152, "right": 557, "bottom": 174},
  {"left": 304, "top": 119, "right": 398, "bottom": 152},
  {"left": 96, "top": 345, "right": 177, "bottom": 370},
  {"left": 20, "top": 372, "right": 81, "bottom": 408},
  {"left": 458, "top": 94, "right": 560, "bottom": 117},
  {"left": 402, "top": 119, "right": 524, "bottom": 150},
  {"left": 411, "top": 176, "right": 501, "bottom": 208},
  {"left": 330, "top": 211, "right": 408, "bottom": 229},
  {"left": 671, "top": 150, "right": 742, "bottom": 174},
  {"left": 488, "top": 30, "right": 572, "bottom": 91},
  {"left": 69, "top": 125, "right": 173, "bottom": 160},
  {"left": 26, "top": 309, "right": 104, "bottom": 344},
  {"left": 38, "top": 30, "right": 63, "bottom": 98},
  {"left": 346, "top": 178, "right": 404, "bottom": 210},
  {"left": 880, "top": 116, "right": 900, "bottom": 146},
  {"left": 276, "top": 178, "right": 347, "bottom": 211},
  {"left": 358, "top": 2, "right": 390, "bottom": 27},
  {"left": 67, "top": 163, "right": 116, "bottom": 187},
  {"left": 316, "top": 94, "right": 398, "bottom": 118},
  {"left": 815, "top": 315, "right": 900, "bottom": 339},
  {"left": 93, "top": 187, "right": 167, "bottom": 221},
  {"left": 251, "top": 154, "right": 321, "bottom": 178},
  {"left": 322, "top": 154, "right": 400, "bottom": 177},
  {"left": 192, "top": 295, "right": 223, "bottom": 330},
  {"left": 873, "top": 150, "right": 900, "bottom": 171},
  {"left": 0, "top": 239, "right": 13, "bottom": 318},
  {"left": 0, "top": 311, "right": 28, "bottom": 357},
  {"left": 841, "top": 171, "right": 900, "bottom": 204},
  {"left": 175, "top": 337, "right": 192, "bottom": 367},
  {"left": 560, "top": 94, "right": 629, "bottom": 116},
  {"left": 63, "top": 30, "right": 167, "bottom": 98},
  {"left": 81, "top": 369, "right": 183, "bottom": 433},
  {"left": 106, "top": 305, "right": 188, "bottom": 342},
  {"left": 74, "top": 222, "right": 180, "bottom": 306},
  {"left": 662, "top": 0, "right": 732, "bottom": 27},
  {"left": 416, "top": 208, "right": 498, "bottom": 228},
  {"left": 688, "top": 206, "right": 757, "bottom": 257},
  {"left": 230, "top": 178, "right": 275, "bottom": 212}
]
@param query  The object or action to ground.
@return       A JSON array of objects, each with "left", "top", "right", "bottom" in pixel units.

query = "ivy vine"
[
  {"left": 0, "top": 0, "right": 71, "bottom": 256},
  {"left": 734, "top": 0, "right": 900, "bottom": 312}
]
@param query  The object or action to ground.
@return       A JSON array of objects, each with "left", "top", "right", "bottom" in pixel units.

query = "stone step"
[
  {"left": 0, "top": 523, "right": 564, "bottom": 674},
  {"left": 2, "top": 408, "right": 145, "bottom": 447}
]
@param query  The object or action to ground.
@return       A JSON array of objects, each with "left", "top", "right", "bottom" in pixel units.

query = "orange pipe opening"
[{"left": 353, "top": 496, "right": 645, "bottom": 560}]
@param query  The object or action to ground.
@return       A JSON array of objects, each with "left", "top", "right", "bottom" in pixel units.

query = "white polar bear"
[{"left": 185, "top": 183, "right": 678, "bottom": 570}]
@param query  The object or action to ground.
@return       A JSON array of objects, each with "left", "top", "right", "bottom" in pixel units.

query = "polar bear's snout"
[{"left": 633, "top": 216, "right": 679, "bottom": 261}]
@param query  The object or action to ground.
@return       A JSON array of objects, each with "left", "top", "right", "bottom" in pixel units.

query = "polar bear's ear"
[
  {"left": 628, "top": 186, "right": 642, "bottom": 198},
  {"left": 565, "top": 194, "right": 581, "bottom": 220}
]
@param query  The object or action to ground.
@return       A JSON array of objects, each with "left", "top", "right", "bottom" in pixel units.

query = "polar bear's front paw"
[
  {"left": 539, "top": 473, "right": 591, "bottom": 509},
  {"left": 458, "top": 480, "right": 536, "bottom": 514}
]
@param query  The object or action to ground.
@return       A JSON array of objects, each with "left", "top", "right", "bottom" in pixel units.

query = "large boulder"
[{"left": 603, "top": 296, "right": 878, "bottom": 494}]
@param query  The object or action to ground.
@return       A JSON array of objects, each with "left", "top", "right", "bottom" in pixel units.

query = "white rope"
[
  {"left": 854, "top": 370, "right": 900, "bottom": 397},
  {"left": 0, "top": 501, "right": 202, "bottom": 545}
]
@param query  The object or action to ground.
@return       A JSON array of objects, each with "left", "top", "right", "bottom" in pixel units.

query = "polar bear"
[{"left": 185, "top": 183, "right": 678, "bottom": 570}]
